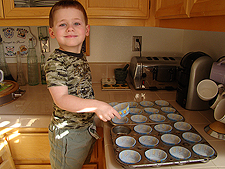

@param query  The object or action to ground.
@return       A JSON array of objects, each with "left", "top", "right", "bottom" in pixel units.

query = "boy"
[{"left": 45, "top": 0, "right": 121, "bottom": 168}]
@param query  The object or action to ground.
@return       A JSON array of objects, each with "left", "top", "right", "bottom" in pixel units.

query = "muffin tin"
[{"left": 110, "top": 100, "right": 217, "bottom": 168}]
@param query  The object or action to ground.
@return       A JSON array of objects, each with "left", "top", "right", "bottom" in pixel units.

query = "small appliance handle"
[{"left": 216, "top": 56, "right": 225, "bottom": 65}]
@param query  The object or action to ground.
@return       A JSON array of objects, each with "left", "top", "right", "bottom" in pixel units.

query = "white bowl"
[
  {"left": 182, "top": 132, "right": 202, "bottom": 143},
  {"left": 145, "top": 149, "right": 167, "bottom": 162},
  {"left": 167, "top": 114, "right": 184, "bottom": 121},
  {"left": 144, "top": 108, "right": 159, "bottom": 114},
  {"left": 116, "top": 136, "right": 136, "bottom": 148},
  {"left": 161, "top": 107, "right": 176, "bottom": 113},
  {"left": 174, "top": 122, "right": 192, "bottom": 131},
  {"left": 161, "top": 134, "right": 181, "bottom": 145},
  {"left": 130, "top": 108, "right": 142, "bottom": 115},
  {"left": 119, "top": 150, "right": 141, "bottom": 164},
  {"left": 140, "top": 101, "right": 154, "bottom": 107},
  {"left": 131, "top": 115, "right": 147, "bottom": 123},
  {"left": 154, "top": 124, "right": 172, "bottom": 133},
  {"left": 112, "top": 116, "right": 128, "bottom": 124},
  {"left": 197, "top": 79, "right": 218, "bottom": 101},
  {"left": 134, "top": 124, "right": 152, "bottom": 134},
  {"left": 155, "top": 100, "right": 169, "bottom": 106},
  {"left": 149, "top": 114, "right": 166, "bottom": 122},
  {"left": 192, "top": 144, "right": 215, "bottom": 157},
  {"left": 169, "top": 146, "right": 191, "bottom": 160},
  {"left": 139, "top": 136, "right": 159, "bottom": 147}
]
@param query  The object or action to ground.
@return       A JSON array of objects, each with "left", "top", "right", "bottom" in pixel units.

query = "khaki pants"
[{"left": 48, "top": 122, "right": 96, "bottom": 169}]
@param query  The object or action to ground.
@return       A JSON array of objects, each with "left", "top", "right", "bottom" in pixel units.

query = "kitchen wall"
[{"left": 2, "top": 26, "right": 225, "bottom": 83}]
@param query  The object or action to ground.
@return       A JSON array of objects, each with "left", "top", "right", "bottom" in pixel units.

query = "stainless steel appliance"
[
  {"left": 176, "top": 52, "right": 213, "bottom": 110},
  {"left": 129, "top": 56, "right": 181, "bottom": 90}
]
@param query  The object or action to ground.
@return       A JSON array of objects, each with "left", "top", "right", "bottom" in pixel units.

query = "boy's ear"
[
  {"left": 49, "top": 27, "right": 55, "bottom": 39},
  {"left": 85, "top": 24, "right": 90, "bottom": 36}
]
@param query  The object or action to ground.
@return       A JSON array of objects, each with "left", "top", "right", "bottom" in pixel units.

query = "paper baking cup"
[
  {"left": 112, "top": 116, "right": 129, "bottom": 124},
  {"left": 149, "top": 114, "right": 166, "bottom": 122},
  {"left": 154, "top": 124, "right": 172, "bottom": 133},
  {"left": 161, "top": 134, "right": 181, "bottom": 145},
  {"left": 169, "top": 146, "right": 191, "bottom": 160},
  {"left": 161, "top": 107, "right": 176, "bottom": 113},
  {"left": 167, "top": 114, "right": 183, "bottom": 121},
  {"left": 139, "top": 135, "right": 159, "bottom": 147},
  {"left": 155, "top": 100, "right": 169, "bottom": 106},
  {"left": 144, "top": 108, "right": 159, "bottom": 114},
  {"left": 113, "top": 102, "right": 129, "bottom": 117},
  {"left": 192, "top": 144, "right": 215, "bottom": 157},
  {"left": 140, "top": 101, "right": 154, "bottom": 107},
  {"left": 145, "top": 149, "right": 167, "bottom": 162},
  {"left": 119, "top": 150, "right": 141, "bottom": 164},
  {"left": 134, "top": 124, "right": 152, "bottom": 135},
  {"left": 182, "top": 132, "right": 202, "bottom": 143},
  {"left": 130, "top": 108, "right": 142, "bottom": 115},
  {"left": 131, "top": 115, "right": 147, "bottom": 123},
  {"left": 116, "top": 136, "right": 136, "bottom": 148},
  {"left": 109, "top": 102, "right": 119, "bottom": 107},
  {"left": 127, "top": 102, "right": 138, "bottom": 108},
  {"left": 174, "top": 122, "right": 192, "bottom": 131}
]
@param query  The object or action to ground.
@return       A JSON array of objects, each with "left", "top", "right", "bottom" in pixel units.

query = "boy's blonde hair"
[{"left": 49, "top": 0, "right": 88, "bottom": 28}]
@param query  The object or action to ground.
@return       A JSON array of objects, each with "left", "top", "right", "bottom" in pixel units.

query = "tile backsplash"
[{"left": 3, "top": 25, "right": 225, "bottom": 83}]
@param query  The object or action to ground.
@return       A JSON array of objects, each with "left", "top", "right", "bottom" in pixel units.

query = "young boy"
[{"left": 45, "top": 1, "right": 121, "bottom": 168}]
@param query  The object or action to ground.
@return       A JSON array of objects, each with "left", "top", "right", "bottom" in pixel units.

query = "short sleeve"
[{"left": 44, "top": 54, "right": 68, "bottom": 88}]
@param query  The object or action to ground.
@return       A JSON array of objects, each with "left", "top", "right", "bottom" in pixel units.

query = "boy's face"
[{"left": 49, "top": 7, "right": 90, "bottom": 53}]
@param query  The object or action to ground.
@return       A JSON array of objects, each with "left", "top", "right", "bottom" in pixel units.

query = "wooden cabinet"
[
  {"left": 81, "top": 0, "right": 149, "bottom": 19},
  {"left": 0, "top": 0, "right": 4, "bottom": 19},
  {"left": 155, "top": 0, "right": 225, "bottom": 19},
  {"left": 0, "top": 137, "right": 16, "bottom": 169},
  {"left": 154, "top": 0, "right": 225, "bottom": 32},
  {"left": 3, "top": 0, "right": 50, "bottom": 18},
  {"left": 155, "top": 0, "right": 194, "bottom": 19},
  {"left": 2, "top": 127, "right": 105, "bottom": 169},
  {"left": 0, "top": 0, "right": 149, "bottom": 26},
  {"left": 189, "top": 0, "right": 225, "bottom": 17}
]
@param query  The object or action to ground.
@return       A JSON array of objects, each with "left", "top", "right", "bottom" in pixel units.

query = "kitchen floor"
[{"left": 0, "top": 83, "right": 224, "bottom": 169}]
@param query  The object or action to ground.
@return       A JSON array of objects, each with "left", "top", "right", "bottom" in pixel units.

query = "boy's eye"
[
  {"left": 74, "top": 22, "right": 80, "bottom": 26},
  {"left": 59, "top": 23, "right": 66, "bottom": 27}
]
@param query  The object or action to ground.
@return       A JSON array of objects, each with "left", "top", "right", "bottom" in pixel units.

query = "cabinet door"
[
  {"left": 190, "top": 0, "right": 225, "bottom": 17},
  {"left": 3, "top": 0, "right": 51, "bottom": 18},
  {"left": 81, "top": 0, "right": 149, "bottom": 19},
  {"left": 0, "top": 138, "right": 16, "bottom": 169},
  {"left": 155, "top": 0, "right": 194, "bottom": 19},
  {"left": 6, "top": 133, "right": 50, "bottom": 165},
  {"left": 0, "top": 0, "right": 4, "bottom": 18}
]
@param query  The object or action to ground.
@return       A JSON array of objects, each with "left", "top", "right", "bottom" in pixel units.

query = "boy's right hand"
[{"left": 95, "top": 101, "right": 121, "bottom": 122}]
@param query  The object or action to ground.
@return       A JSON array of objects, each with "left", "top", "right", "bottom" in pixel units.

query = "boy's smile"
[{"left": 49, "top": 7, "right": 90, "bottom": 53}]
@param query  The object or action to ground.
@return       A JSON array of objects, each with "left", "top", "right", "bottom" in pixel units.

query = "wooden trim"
[{"left": 0, "top": 0, "right": 4, "bottom": 18}]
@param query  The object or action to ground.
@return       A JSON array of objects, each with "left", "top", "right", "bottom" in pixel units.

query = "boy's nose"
[{"left": 67, "top": 25, "right": 75, "bottom": 32}]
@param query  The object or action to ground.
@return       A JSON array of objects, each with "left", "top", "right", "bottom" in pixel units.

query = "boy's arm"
[{"left": 48, "top": 86, "right": 121, "bottom": 122}]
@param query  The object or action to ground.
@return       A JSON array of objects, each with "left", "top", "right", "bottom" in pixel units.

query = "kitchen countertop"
[{"left": 0, "top": 83, "right": 225, "bottom": 169}]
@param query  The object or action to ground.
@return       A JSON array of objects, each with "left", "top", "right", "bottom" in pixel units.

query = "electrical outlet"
[{"left": 132, "top": 36, "right": 142, "bottom": 51}]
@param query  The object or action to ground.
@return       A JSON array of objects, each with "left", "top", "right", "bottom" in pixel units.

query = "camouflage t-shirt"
[{"left": 44, "top": 49, "right": 95, "bottom": 129}]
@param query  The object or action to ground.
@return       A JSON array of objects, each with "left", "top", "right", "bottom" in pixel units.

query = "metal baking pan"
[
  {"left": 110, "top": 101, "right": 217, "bottom": 168},
  {"left": 111, "top": 123, "right": 217, "bottom": 168}
]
